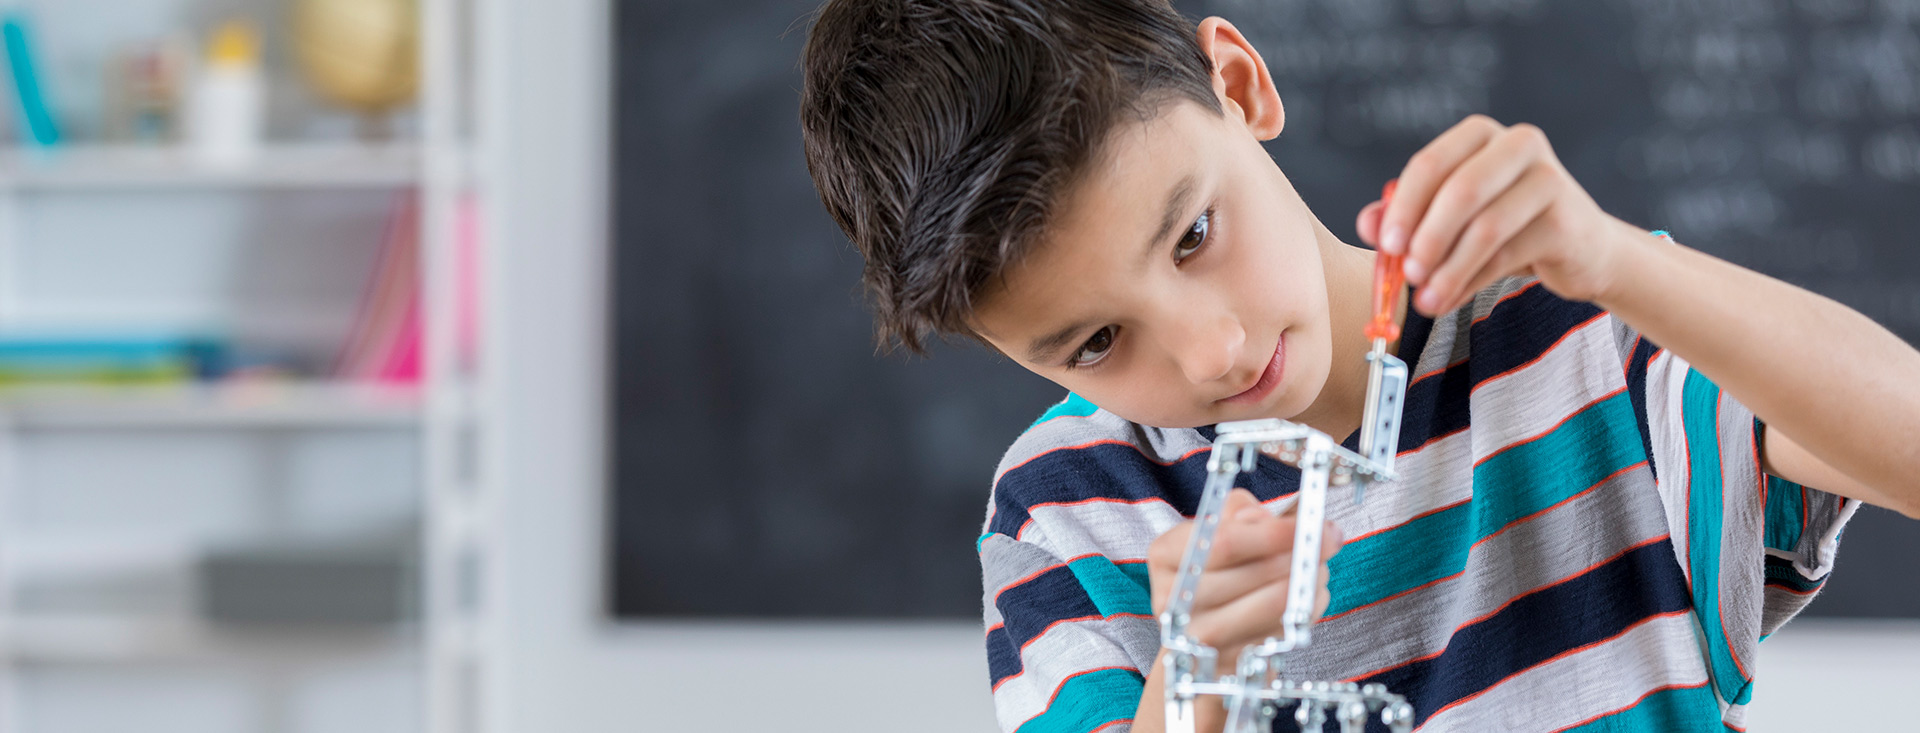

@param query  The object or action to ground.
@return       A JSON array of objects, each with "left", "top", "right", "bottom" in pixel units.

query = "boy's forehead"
[{"left": 975, "top": 106, "right": 1222, "bottom": 353}]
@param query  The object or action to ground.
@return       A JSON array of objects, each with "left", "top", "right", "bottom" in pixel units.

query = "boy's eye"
[
  {"left": 1068, "top": 326, "right": 1116, "bottom": 368},
  {"left": 1174, "top": 208, "right": 1212, "bottom": 261}
]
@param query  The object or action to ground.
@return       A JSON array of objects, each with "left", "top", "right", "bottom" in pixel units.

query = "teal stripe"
[
  {"left": 1013, "top": 667, "right": 1144, "bottom": 733},
  {"left": 1066, "top": 556, "right": 1152, "bottom": 617},
  {"left": 1326, "top": 393, "right": 1646, "bottom": 616},
  {"left": 1029, "top": 393, "right": 1099, "bottom": 429},
  {"left": 1560, "top": 683, "right": 1721, "bottom": 732},
  {"left": 1326, "top": 503, "right": 1472, "bottom": 616},
  {"left": 1682, "top": 370, "right": 1751, "bottom": 705},
  {"left": 1762, "top": 472, "right": 1807, "bottom": 554}
]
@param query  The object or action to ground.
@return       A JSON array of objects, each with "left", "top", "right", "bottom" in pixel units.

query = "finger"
[
  {"left": 1379, "top": 115, "right": 1504, "bottom": 256},
  {"left": 1313, "top": 564, "right": 1333, "bottom": 620},
  {"left": 1185, "top": 576, "right": 1293, "bottom": 652},
  {"left": 1437, "top": 217, "right": 1546, "bottom": 315},
  {"left": 1415, "top": 159, "right": 1559, "bottom": 315},
  {"left": 1321, "top": 520, "right": 1345, "bottom": 561},
  {"left": 1356, "top": 199, "right": 1386, "bottom": 247},
  {"left": 1187, "top": 551, "right": 1291, "bottom": 610},
  {"left": 1403, "top": 124, "right": 1548, "bottom": 289},
  {"left": 1146, "top": 488, "right": 1270, "bottom": 579},
  {"left": 1209, "top": 508, "right": 1299, "bottom": 568}
]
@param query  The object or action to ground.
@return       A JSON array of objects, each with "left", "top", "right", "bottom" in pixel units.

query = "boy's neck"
[{"left": 1286, "top": 221, "right": 1405, "bottom": 444}]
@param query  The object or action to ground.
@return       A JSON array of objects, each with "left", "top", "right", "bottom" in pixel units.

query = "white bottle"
[{"left": 189, "top": 21, "right": 264, "bottom": 168}]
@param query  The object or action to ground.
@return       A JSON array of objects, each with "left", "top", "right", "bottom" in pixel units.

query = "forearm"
[
  {"left": 1132, "top": 653, "right": 1228, "bottom": 733},
  {"left": 1595, "top": 219, "right": 1920, "bottom": 515}
]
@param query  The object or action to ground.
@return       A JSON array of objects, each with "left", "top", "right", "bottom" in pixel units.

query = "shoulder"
[{"left": 983, "top": 394, "right": 1210, "bottom": 550}]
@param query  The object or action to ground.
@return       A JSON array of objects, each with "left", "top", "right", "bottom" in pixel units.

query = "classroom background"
[{"left": 0, "top": 0, "right": 1911, "bottom": 732}]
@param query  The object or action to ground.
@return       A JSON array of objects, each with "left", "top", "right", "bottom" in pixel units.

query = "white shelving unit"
[{"left": 0, "top": 1, "right": 500, "bottom": 732}]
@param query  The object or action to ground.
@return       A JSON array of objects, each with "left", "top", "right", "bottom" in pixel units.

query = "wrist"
[{"left": 1587, "top": 218, "right": 1670, "bottom": 312}]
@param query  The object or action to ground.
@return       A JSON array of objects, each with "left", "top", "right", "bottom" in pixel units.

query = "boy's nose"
[{"left": 1167, "top": 314, "right": 1244, "bottom": 387}]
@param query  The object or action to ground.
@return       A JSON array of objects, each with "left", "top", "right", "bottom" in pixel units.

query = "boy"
[{"left": 799, "top": 1, "right": 1920, "bottom": 731}]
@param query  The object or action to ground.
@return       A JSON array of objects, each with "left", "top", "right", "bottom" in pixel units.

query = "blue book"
[{"left": 2, "top": 13, "right": 58, "bottom": 146}]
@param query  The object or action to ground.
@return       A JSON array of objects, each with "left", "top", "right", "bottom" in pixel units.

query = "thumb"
[{"left": 1357, "top": 199, "right": 1387, "bottom": 247}]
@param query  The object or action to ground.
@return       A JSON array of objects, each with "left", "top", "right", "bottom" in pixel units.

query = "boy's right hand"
[{"left": 1146, "top": 487, "right": 1344, "bottom": 658}]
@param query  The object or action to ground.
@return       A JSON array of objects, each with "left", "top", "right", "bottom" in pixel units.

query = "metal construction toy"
[{"left": 1160, "top": 181, "right": 1414, "bottom": 733}]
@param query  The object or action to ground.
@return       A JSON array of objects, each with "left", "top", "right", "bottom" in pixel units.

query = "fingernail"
[
  {"left": 1381, "top": 226, "right": 1406, "bottom": 255},
  {"left": 1418, "top": 289, "right": 1442, "bottom": 312},
  {"left": 1402, "top": 258, "right": 1427, "bottom": 284}
]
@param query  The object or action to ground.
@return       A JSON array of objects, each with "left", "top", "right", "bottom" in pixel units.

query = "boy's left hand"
[{"left": 1356, "top": 114, "right": 1641, "bottom": 317}]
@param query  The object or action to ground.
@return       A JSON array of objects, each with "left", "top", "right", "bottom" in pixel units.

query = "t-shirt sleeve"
[
  {"left": 1614, "top": 316, "right": 1860, "bottom": 711},
  {"left": 980, "top": 530, "right": 1153, "bottom": 733}
]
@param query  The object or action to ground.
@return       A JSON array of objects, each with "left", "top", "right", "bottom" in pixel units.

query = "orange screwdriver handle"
[{"left": 1365, "top": 179, "right": 1404, "bottom": 343}]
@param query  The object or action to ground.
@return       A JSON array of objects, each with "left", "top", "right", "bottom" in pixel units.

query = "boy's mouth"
[{"left": 1219, "top": 333, "right": 1286, "bottom": 406}]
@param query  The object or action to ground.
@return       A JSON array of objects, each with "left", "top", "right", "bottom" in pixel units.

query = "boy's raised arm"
[{"left": 1360, "top": 114, "right": 1920, "bottom": 518}]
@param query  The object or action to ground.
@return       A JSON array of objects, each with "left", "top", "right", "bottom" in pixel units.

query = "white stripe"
[
  {"left": 1643, "top": 348, "right": 1695, "bottom": 585},
  {"left": 1021, "top": 498, "right": 1185, "bottom": 562},
  {"left": 1466, "top": 314, "right": 1623, "bottom": 461},
  {"left": 990, "top": 615, "right": 1157, "bottom": 730},
  {"left": 1417, "top": 612, "right": 1711, "bottom": 732},
  {"left": 1330, "top": 428, "right": 1475, "bottom": 541}
]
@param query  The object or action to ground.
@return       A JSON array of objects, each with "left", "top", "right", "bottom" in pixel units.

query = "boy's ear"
[{"left": 1195, "top": 17, "right": 1284, "bottom": 140}]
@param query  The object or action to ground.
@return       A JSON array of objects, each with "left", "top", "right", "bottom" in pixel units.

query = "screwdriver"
[{"left": 1366, "top": 179, "right": 1405, "bottom": 357}]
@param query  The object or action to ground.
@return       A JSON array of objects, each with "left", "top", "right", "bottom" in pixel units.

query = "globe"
[{"left": 291, "top": 0, "right": 420, "bottom": 138}]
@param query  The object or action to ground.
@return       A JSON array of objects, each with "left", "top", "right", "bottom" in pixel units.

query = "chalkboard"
[{"left": 610, "top": 0, "right": 1920, "bottom": 619}]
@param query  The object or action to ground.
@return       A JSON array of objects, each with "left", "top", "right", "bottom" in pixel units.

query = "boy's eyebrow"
[
  {"left": 1143, "top": 175, "right": 1198, "bottom": 264},
  {"left": 1024, "top": 175, "right": 1199, "bottom": 364},
  {"left": 1026, "top": 319, "right": 1095, "bottom": 364}
]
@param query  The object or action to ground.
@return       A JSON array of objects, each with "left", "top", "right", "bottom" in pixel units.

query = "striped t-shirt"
[{"left": 979, "top": 276, "right": 1855, "bottom": 733}]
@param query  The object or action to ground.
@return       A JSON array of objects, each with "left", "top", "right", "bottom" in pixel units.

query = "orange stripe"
[
  {"left": 1398, "top": 424, "right": 1469, "bottom": 458},
  {"left": 1620, "top": 332, "right": 1643, "bottom": 385},
  {"left": 1326, "top": 465, "right": 1649, "bottom": 626},
  {"left": 1417, "top": 609, "right": 1694, "bottom": 723},
  {"left": 989, "top": 615, "right": 1152, "bottom": 692},
  {"left": 1343, "top": 533, "right": 1673, "bottom": 680},
  {"left": 1714, "top": 391, "right": 1754, "bottom": 685},
  {"left": 1008, "top": 665, "right": 1143, "bottom": 725},
  {"left": 1469, "top": 311, "right": 1609, "bottom": 397},
  {"left": 1545, "top": 680, "right": 1710, "bottom": 733},
  {"left": 1470, "top": 281, "right": 1543, "bottom": 327},
  {"left": 1343, "top": 497, "right": 1473, "bottom": 545},
  {"left": 1474, "top": 386, "right": 1628, "bottom": 470},
  {"left": 996, "top": 441, "right": 1209, "bottom": 482},
  {"left": 1763, "top": 581, "right": 1822, "bottom": 597}
]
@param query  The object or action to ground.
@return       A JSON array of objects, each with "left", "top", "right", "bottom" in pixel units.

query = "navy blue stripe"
[
  {"left": 1394, "top": 284, "right": 1600, "bottom": 456},
  {"left": 1763, "top": 554, "right": 1826, "bottom": 593},
  {"left": 1396, "top": 353, "right": 1474, "bottom": 454},
  {"left": 1466, "top": 284, "right": 1606, "bottom": 385},
  {"left": 1624, "top": 335, "right": 1662, "bottom": 480},
  {"left": 1355, "top": 539, "right": 1693, "bottom": 728},
  {"left": 988, "top": 442, "right": 1301, "bottom": 538},
  {"left": 988, "top": 564, "right": 1103, "bottom": 687},
  {"left": 986, "top": 624, "right": 1022, "bottom": 685}
]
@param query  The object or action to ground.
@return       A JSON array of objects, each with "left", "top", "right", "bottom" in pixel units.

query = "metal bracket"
[{"left": 1160, "top": 353, "right": 1411, "bottom": 733}]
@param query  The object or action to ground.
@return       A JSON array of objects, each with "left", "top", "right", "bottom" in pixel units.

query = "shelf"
[
  {"left": 0, "top": 143, "right": 441, "bottom": 190},
  {"left": 2, "top": 532, "right": 197, "bottom": 579},
  {"left": 0, "top": 613, "right": 416, "bottom": 662},
  {"left": 0, "top": 382, "right": 423, "bottom": 429}
]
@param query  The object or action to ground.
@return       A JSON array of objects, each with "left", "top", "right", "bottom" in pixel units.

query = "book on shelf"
[
  {"left": 0, "top": 335, "right": 226, "bottom": 387},
  {"left": 334, "top": 190, "right": 422, "bottom": 383},
  {"left": 332, "top": 191, "right": 482, "bottom": 384}
]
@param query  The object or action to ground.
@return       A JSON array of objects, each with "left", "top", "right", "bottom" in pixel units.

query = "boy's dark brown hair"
[{"left": 800, "top": 0, "right": 1220, "bottom": 353}]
